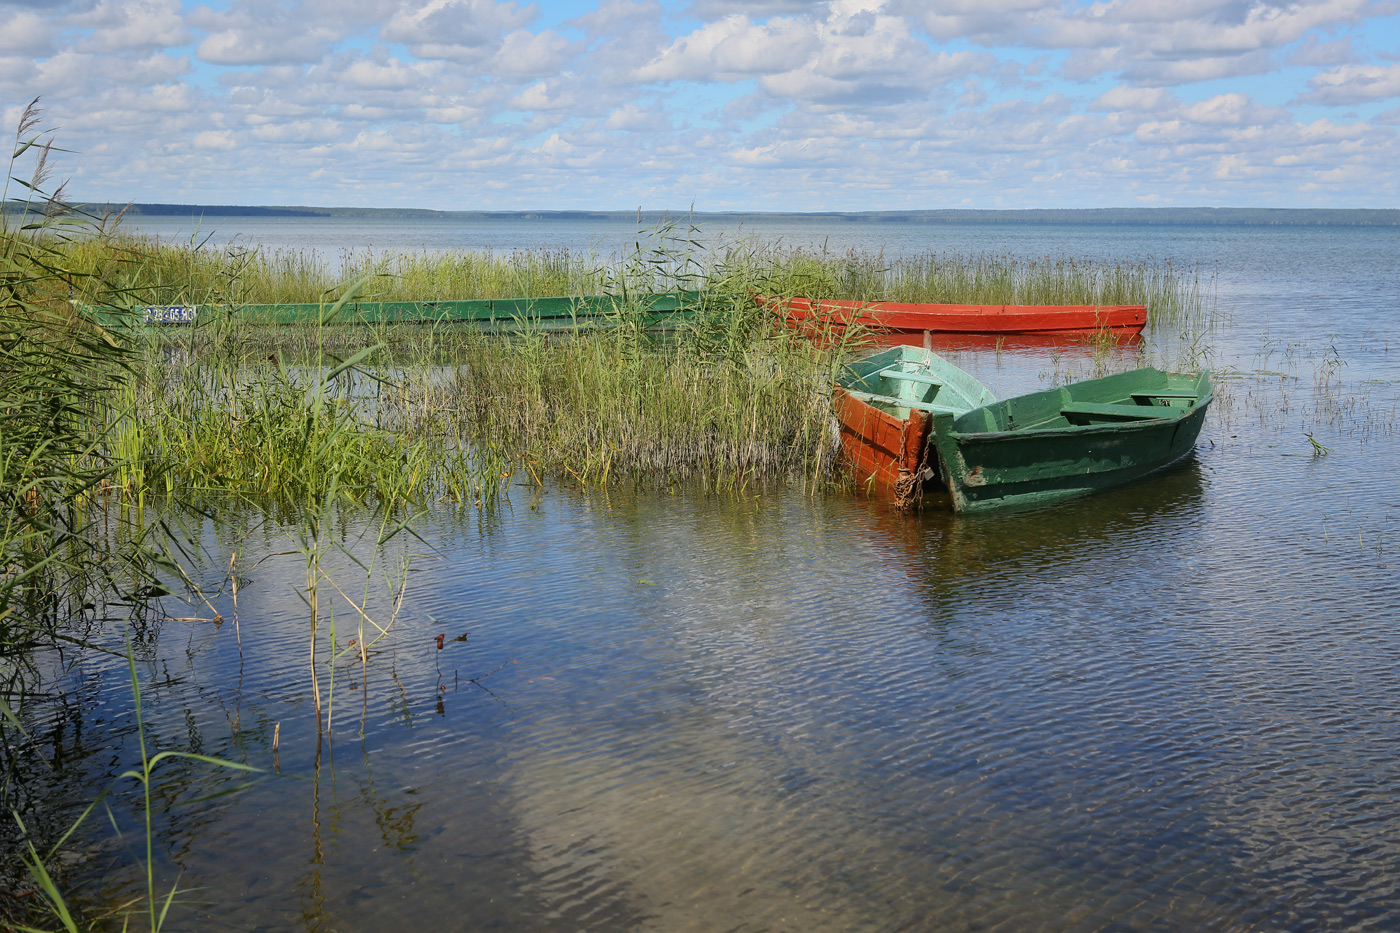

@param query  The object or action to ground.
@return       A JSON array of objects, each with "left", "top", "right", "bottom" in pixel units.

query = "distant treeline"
[
  {"left": 5, "top": 201, "right": 1399, "bottom": 226},
  {"left": 815, "top": 207, "right": 1400, "bottom": 226}
]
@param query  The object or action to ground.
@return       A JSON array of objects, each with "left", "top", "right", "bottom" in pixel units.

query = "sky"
[{"left": 2, "top": 0, "right": 1399, "bottom": 211}]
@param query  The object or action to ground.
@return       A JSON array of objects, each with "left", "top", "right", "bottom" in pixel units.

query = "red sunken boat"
[{"left": 761, "top": 296, "right": 1147, "bottom": 339}]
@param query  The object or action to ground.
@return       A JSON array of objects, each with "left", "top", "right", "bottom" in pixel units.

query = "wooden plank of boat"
[
  {"left": 866, "top": 329, "right": 1144, "bottom": 351},
  {"left": 761, "top": 295, "right": 1147, "bottom": 336},
  {"left": 834, "top": 345, "right": 996, "bottom": 504},
  {"left": 927, "top": 368, "right": 1212, "bottom": 513}
]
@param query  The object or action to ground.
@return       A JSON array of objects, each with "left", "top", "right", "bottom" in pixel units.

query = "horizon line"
[{"left": 6, "top": 202, "right": 1400, "bottom": 226}]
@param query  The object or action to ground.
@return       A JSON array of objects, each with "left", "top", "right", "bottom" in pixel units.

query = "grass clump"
[
  {"left": 105, "top": 331, "right": 505, "bottom": 514},
  {"left": 0, "top": 107, "right": 496, "bottom": 930},
  {"left": 405, "top": 327, "right": 847, "bottom": 492}
]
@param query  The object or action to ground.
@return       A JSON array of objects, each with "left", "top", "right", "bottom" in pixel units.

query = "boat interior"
[
  {"left": 846, "top": 365, "right": 965, "bottom": 414},
  {"left": 953, "top": 371, "right": 1207, "bottom": 433},
  {"left": 1060, "top": 392, "right": 1201, "bottom": 426}
]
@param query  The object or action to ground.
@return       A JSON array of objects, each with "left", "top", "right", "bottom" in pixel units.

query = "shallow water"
[{"left": 9, "top": 221, "right": 1400, "bottom": 931}]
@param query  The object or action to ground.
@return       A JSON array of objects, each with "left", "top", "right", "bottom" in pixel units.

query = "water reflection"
[{"left": 893, "top": 457, "right": 1208, "bottom": 585}]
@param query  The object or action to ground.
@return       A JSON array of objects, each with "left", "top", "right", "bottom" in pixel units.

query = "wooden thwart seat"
[
  {"left": 1061, "top": 401, "right": 1177, "bottom": 421},
  {"left": 1130, "top": 392, "right": 1199, "bottom": 406},
  {"left": 877, "top": 367, "right": 943, "bottom": 386}
]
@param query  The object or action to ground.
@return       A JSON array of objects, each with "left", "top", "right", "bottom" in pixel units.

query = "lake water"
[
  {"left": 117, "top": 210, "right": 1396, "bottom": 269},
  {"left": 9, "top": 218, "right": 1400, "bottom": 931}
]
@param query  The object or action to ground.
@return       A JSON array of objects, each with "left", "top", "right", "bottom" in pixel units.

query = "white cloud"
[
  {"left": 197, "top": 28, "right": 337, "bottom": 66},
  {"left": 902, "top": 0, "right": 1389, "bottom": 87},
  {"left": 32, "top": 49, "right": 100, "bottom": 96},
  {"left": 247, "top": 119, "right": 343, "bottom": 142},
  {"left": 538, "top": 132, "right": 574, "bottom": 157},
  {"left": 0, "top": 11, "right": 56, "bottom": 55},
  {"left": 602, "top": 102, "right": 668, "bottom": 131},
  {"left": 424, "top": 103, "right": 482, "bottom": 124},
  {"left": 1297, "top": 116, "right": 1371, "bottom": 141},
  {"left": 510, "top": 80, "right": 578, "bottom": 110},
  {"left": 1288, "top": 33, "right": 1356, "bottom": 67},
  {"left": 193, "top": 129, "right": 236, "bottom": 149},
  {"left": 381, "top": 0, "right": 536, "bottom": 61},
  {"left": 683, "top": 0, "right": 821, "bottom": 14},
  {"left": 1110, "top": 50, "right": 1279, "bottom": 86},
  {"left": 1, "top": 0, "right": 1395, "bottom": 208},
  {"left": 490, "top": 28, "right": 573, "bottom": 77},
  {"left": 340, "top": 56, "right": 441, "bottom": 90},
  {"left": 639, "top": 4, "right": 992, "bottom": 106},
  {"left": 188, "top": 0, "right": 359, "bottom": 65},
  {"left": 349, "top": 128, "right": 403, "bottom": 151},
  {"left": 898, "top": 0, "right": 1058, "bottom": 44},
  {"left": 1300, "top": 63, "right": 1400, "bottom": 104},
  {"left": 637, "top": 14, "right": 816, "bottom": 81},
  {"left": 1183, "top": 92, "right": 1286, "bottom": 126},
  {"left": 1091, "top": 86, "right": 1177, "bottom": 112},
  {"left": 73, "top": 0, "right": 191, "bottom": 53},
  {"left": 566, "top": 0, "right": 673, "bottom": 88},
  {"left": 569, "top": 0, "right": 663, "bottom": 37},
  {"left": 1212, "top": 153, "right": 1258, "bottom": 179}
]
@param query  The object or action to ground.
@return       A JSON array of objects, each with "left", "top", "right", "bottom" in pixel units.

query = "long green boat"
[
  {"left": 77, "top": 291, "right": 705, "bottom": 333},
  {"left": 927, "top": 367, "right": 1212, "bottom": 513}
]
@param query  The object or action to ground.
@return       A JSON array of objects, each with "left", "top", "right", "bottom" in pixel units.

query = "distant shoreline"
[{"left": 6, "top": 202, "right": 1400, "bottom": 227}]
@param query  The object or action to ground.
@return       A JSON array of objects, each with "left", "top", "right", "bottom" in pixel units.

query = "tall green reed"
[
  {"left": 0, "top": 98, "right": 233, "bottom": 933},
  {"left": 0, "top": 100, "right": 152, "bottom": 699}
]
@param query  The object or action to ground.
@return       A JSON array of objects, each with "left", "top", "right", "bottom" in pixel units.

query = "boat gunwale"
[{"left": 766, "top": 296, "right": 1148, "bottom": 314}]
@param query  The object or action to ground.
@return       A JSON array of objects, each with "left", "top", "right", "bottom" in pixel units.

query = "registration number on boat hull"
[{"left": 144, "top": 305, "right": 198, "bottom": 324}]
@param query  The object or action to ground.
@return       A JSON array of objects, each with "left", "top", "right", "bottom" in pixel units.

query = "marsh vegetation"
[{"left": 35, "top": 218, "right": 1211, "bottom": 323}]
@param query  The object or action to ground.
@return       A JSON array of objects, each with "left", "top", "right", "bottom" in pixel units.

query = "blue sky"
[{"left": 3, "top": 0, "right": 1399, "bottom": 210}]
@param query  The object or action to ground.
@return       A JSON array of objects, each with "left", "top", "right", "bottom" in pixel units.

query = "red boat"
[{"left": 761, "top": 296, "right": 1147, "bottom": 339}]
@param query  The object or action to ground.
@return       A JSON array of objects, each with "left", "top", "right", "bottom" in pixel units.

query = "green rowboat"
[
  {"left": 76, "top": 290, "right": 704, "bottom": 332},
  {"left": 928, "top": 367, "right": 1212, "bottom": 513}
]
